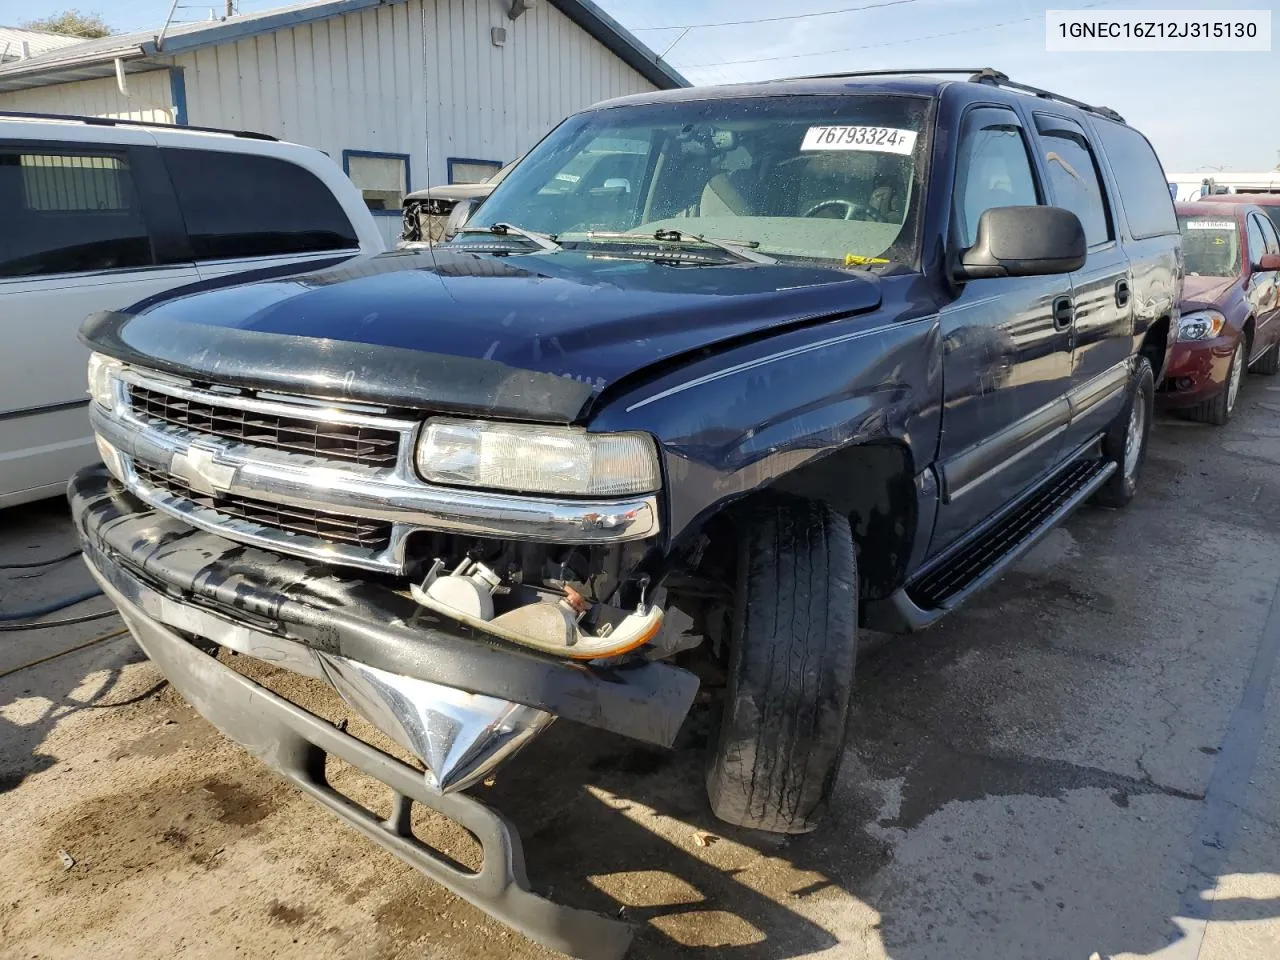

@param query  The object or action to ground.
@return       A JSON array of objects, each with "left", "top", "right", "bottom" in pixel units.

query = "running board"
[{"left": 866, "top": 457, "right": 1116, "bottom": 632}]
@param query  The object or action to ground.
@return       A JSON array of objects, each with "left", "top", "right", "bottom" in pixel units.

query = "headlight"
[
  {"left": 87, "top": 352, "right": 124, "bottom": 408},
  {"left": 1177, "top": 310, "right": 1226, "bottom": 342},
  {"left": 416, "top": 418, "right": 661, "bottom": 497}
]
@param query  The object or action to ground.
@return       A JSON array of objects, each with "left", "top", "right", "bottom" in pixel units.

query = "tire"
[
  {"left": 1251, "top": 341, "right": 1280, "bottom": 376},
  {"left": 1186, "top": 338, "right": 1245, "bottom": 427},
  {"left": 1093, "top": 355, "right": 1154, "bottom": 508},
  {"left": 705, "top": 497, "right": 857, "bottom": 835}
]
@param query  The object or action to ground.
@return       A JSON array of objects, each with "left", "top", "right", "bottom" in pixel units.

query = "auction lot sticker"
[
  {"left": 801, "top": 126, "right": 918, "bottom": 155},
  {"left": 1047, "top": 9, "right": 1271, "bottom": 52}
]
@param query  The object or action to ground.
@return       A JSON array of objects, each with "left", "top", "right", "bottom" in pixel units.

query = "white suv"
[{"left": 0, "top": 113, "right": 384, "bottom": 508}]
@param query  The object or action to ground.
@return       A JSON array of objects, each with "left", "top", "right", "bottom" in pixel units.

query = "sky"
[{"left": 0, "top": 0, "right": 1275, "bottom": 172}]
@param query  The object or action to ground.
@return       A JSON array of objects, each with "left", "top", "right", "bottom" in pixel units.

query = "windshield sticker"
[
  {"left": 801, "top": 126, "right": 918, "bottom": 155},
  {"left": 1185, "top": 221, "right": 1236, "bottom": 230},
  {"left": 845, "top": 254, "right": 890, "bottom": 267}
]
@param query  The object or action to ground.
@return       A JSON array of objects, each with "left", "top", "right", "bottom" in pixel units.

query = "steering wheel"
[{"left": 803, "top": 199, "right": 862, "bottom": 220}]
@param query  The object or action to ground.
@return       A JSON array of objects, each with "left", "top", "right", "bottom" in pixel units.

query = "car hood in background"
[
  {"left": 83, "top": 247, "right": 884, "bottom": 423},
  {"left": 1180, "top": 274, "right": 1238, "bottom": 312},
  {"left": 404, "top": 183, "right": 496, "bottom": 203}
]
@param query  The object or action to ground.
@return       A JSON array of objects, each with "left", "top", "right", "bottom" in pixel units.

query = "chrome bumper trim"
[
  {"left": 89, "top": 374, "right": 660, "bottom": 574},
  {"left": 317, "top": 654, "right": 554, "bottom": 794}
]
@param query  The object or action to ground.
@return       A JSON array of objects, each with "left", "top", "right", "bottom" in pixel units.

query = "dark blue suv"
[{"left": 72, "top": 69, "right": 1181, "bottom": 958}]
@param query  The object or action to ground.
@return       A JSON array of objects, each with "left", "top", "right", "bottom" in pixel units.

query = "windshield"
[
  {"left": 465, "top": 94, "right": 932, "bottom": 266},
  {"left": 1179, "top": 216, "right": 1242, "bottom": 277}
]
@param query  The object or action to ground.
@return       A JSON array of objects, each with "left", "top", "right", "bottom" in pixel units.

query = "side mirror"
[
  {"left": 956, "top": 206, "right": 1086, "bottom": 281},
  {"left": 1256, "top": 253, "right": 1280, "bottom": 272},
  {"left": 443, "top": 198, "right": 475, "bottom": 240},
  {"left": 601, "top": 177, "right": 631, "bottom": 193}
]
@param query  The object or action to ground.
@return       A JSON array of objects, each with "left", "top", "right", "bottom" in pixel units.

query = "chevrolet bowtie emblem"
[{"left": 169, "top": 445, "right": 236, "bottom": 497}]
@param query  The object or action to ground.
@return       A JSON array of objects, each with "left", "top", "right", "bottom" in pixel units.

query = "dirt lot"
[{"left": 3, "top": 378, "right": 1280, "bottom": 960}]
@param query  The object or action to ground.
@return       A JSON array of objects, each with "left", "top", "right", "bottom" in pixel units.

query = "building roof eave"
[{"left": 0, "top": 0, "right": 689, "bottom": 93}]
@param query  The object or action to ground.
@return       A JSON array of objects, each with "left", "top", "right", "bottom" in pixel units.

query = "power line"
[
  {"left": 632, "top": 0, "right": 921, "bottom": 32},
  {"left": 680, "top": 0, "right": 1120, "bottom": 69}
]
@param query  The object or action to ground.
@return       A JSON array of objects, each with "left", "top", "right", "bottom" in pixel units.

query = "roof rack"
[
  {"left": 784, "top": 67, "right": 1126, "bottom": 124},
  {"left": 788, "top": 67, "right": 992, "bottom": 81},
  {"left": 0, "top": 110, "right": 278, "bottom": 141},
  {"left": 967, "top": 68, "right": 1126, "bottom": 124}
]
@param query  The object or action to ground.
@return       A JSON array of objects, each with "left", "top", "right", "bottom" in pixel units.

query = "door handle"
[
  {"left": 1052, "top": 295, "right": 1074, "bottom": 331},
  {"left": 1115, "top": 278, "right": 1131, "bottom": 307}
]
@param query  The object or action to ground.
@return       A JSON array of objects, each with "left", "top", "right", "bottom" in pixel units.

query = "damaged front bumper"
[{"left": 71, "top": 466, "right": 699, "bottom": 958}]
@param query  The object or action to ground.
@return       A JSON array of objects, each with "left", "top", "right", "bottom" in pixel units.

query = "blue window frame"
[
  {"left": 342, "top": 149, "right": 411, "bottom": 217},
  {"left": 168, "top": 66, "right": 188, "bottom": 126},
  {"left": 447, "top": 156, "right": 503, "bottom": 185}
]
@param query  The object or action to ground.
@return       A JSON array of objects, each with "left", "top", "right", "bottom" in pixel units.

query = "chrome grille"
[
  {"left": 127, "top": 384, "right": 401, "bottom": 467},
  {"left": 133, "top": 462, "right": 393, "bottom": 551},
  {"left": 95, "top": 367, "right": 660, "bottom": 575}
]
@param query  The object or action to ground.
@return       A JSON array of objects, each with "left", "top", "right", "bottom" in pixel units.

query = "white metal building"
[
  {"left": 0, "top": 0, "right": 686, "bottom": 245},
  {"left": 1168, "top": 171, "right": 1280, "bottom": 202}
]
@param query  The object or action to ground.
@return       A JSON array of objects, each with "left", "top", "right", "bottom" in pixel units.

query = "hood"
[
  {"left": 84, "top": 247, "right": 883, "bottom": 423},
  {"left": 1181, "top": 274, "right": 1237, "bottom": 311},
  {"left": 404, "top": 183, "right": 496, "bottom": 203}
]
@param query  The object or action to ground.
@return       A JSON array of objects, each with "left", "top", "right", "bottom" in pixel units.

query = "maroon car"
[
  {"left": 1160, "top": 202, "right": 1280, "bottom": 424},
  {"left": 1198, "top": 191, "right": 1280, "bottom": 234}
]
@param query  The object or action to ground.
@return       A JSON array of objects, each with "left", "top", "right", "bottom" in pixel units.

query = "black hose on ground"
[
  {"left": 0, "top": 548, "right": 81, "bottom": 571},
  {"left": 0, "top": 587, "right": 106, "bottom": 622},
  {"left": 0, "top": 626, "right": 131, "bottom": 680},
  {"left": 0, "top": 608, "right": 120, "bottom": 631}
]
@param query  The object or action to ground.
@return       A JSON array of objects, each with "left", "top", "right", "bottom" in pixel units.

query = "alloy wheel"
[
  {"left": 1227, "top": 341, "right": 1245, "bottom": 413},
  {"left": 1124, "top": 393, "right": 1144, "bottom": 481}
]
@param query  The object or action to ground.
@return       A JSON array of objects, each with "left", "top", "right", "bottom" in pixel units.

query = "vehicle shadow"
[
  {"left": 1, "top": 499, "right": 166, "bottom": 796},
  {"left": 487, "top": 400, "right": 1280, "bottom": 959},
  {"left": 0, "top": 644, "right": 164, "bottom": 796},
  {"left": 488, "top": 706, "right": 887, "bottom": 959},
  {"left": 489, "top": 613, "right": 1280, "bottom": 960}
]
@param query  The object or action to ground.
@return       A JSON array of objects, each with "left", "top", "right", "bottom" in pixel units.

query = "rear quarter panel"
[
  {"left": 1083, "top": 116, "right": 1183, "bottom": 379},
  {"left": 1125, "top": 234, "right": 1181, "bottom": 379}
]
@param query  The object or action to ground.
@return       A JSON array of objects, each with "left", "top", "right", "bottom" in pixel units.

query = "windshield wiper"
[
  {"left": 584, "top": 229, "right": 777, "bottom": 265},
  {"left": 456, "top": 222, "right": 561, "bottom": 251}
]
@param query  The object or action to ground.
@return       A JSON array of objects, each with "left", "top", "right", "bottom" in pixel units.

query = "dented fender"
[{"left": 590, "top": 276, "right": 944, "bottom": 548}]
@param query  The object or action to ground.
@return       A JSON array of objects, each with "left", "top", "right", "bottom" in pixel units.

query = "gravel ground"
[{"left": 2, "top": 375, "right": 1280, "bottom": 960}]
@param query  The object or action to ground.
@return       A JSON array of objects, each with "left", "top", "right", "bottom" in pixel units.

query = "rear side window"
[
  {"left": 162, "top": 148, "right": 358, "bottom": 260},
  {"left": 1246, "top": 215, "right": 1268, "bottom": 264},
  {"left": 951, "top": 106, "right": 1041, "bottom": 249},
  {"left": 1254, "top": 212, "right": 1280, "bottom": 256},
  {"left": 1091, "top": 120, "right": 1178, "bottom": 240},
  {"left": 0, "top": 147, "right": 153, "bottom": 278},
  {"left": 1033, "top": 116, "right": 1112, "bottom": 247}
]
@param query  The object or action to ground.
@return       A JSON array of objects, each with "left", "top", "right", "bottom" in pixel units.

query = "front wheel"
[
  {"left": 1093, "top": 356, "right": 1154, "bottom": 508},
  {"left": 1186, "top": 338, "right": 1245, "bottom": 426},
  {"left": 706, "top": 497, "right": 857, "bottom": 835}
]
